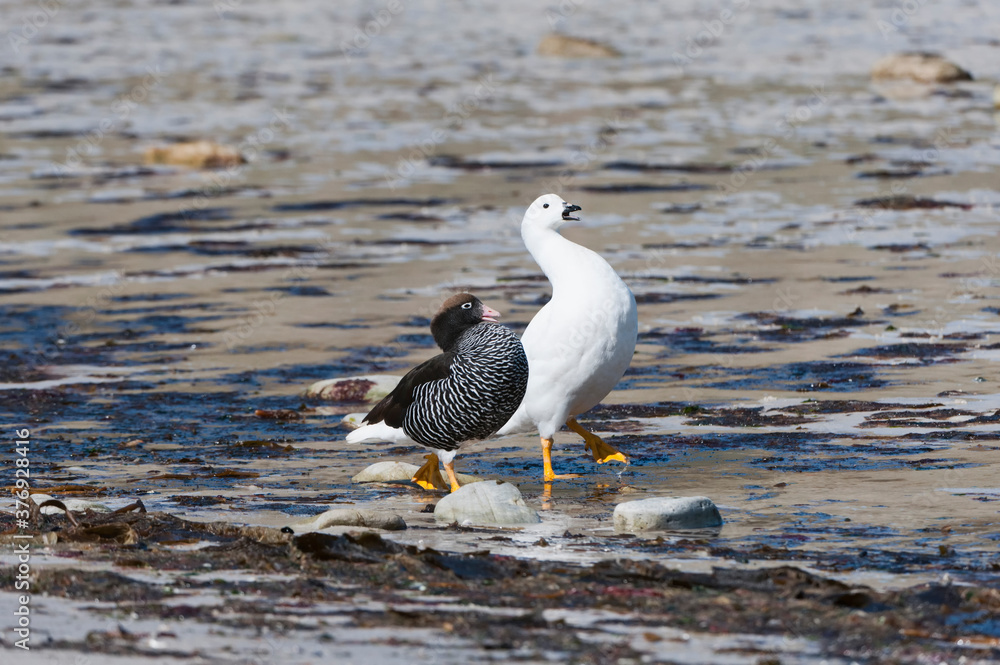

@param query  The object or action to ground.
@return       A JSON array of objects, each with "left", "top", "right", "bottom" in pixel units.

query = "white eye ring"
[{"left": 461, "top": 302, "right": 472, "bottom": 309}]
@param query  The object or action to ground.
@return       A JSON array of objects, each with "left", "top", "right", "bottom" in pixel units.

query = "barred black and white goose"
[{"left": 346, "top": 293, "right": 529, "bottom": 492}]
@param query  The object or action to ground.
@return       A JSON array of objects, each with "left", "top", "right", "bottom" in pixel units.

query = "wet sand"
[{"left": 2, "top": 0, "right": 1000, "bottom": 662}]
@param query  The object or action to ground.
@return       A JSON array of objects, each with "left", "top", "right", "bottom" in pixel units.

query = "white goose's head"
[{"left": 521, "top": 193, "right": 581, "bottom": 233}]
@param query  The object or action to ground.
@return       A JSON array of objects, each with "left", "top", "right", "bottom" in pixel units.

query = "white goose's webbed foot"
[{"left": 567, "top": 418, "right": 629, "bottom": 465}]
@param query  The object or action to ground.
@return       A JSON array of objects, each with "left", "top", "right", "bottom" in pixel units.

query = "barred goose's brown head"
[{"left": 430, "top": 293, "right": 501, "bottom": 350}]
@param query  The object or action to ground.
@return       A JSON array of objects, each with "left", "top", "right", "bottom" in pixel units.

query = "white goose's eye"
[
  {"left": 461, "top": 302, "right": 473, "bottom": 309},
  {"left": 542, "top": 203, "right": 549, "bottom": 208}
]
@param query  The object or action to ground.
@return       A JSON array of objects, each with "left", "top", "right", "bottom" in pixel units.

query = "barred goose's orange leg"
[
  {"left": 411, "top": 453, "right": 447, "bottom": 491},
  {"left": 443, "top": 460, "right": 462, "bottom": 493}
]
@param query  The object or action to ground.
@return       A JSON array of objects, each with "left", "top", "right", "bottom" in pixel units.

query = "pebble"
[
  {"left": 307, "top": 375, "right": 401, "bottom": 402},
  {"left": 287, "top": 508, "right": 406, "bottom": 533},
  {"left": 537, "top": 34, "right": 621, "bottom": 58},
  {"left": 144, "top": 140, "right": 244, "bottom": 169},
  {"left": 351, "top": 460, "right": 482, "bottom": 487},
  {"left": 871, "top": 52, "right": 972, "bottom": 83},
  {"left": 434, "top": 481, "right": 540, "bottom": 526},
  {"left": 613, "top": 496, "right": 723, "bottom": 532}
]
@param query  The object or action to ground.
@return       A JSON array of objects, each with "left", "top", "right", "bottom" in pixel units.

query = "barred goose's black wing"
[{"left": 362, "top": 352, "right": 454, "bottom": 428}]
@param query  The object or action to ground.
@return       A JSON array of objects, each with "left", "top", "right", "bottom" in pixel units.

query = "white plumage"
[{"left": 498, "top": 193, "right": 638, "bottom": 480}]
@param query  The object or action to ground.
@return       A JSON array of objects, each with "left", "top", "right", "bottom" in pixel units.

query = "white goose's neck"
[{"left": 522, "top": 225, "right": 593, "bottom": 291}]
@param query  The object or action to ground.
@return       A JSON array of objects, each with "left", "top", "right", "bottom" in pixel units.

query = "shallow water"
[{"left": 2, "top": 0, "right": 1000, "bottom": 661}]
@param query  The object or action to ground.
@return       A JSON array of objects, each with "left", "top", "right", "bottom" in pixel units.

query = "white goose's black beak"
[{"left": 562, "top": 203, "right": 581, "bottom": 221}]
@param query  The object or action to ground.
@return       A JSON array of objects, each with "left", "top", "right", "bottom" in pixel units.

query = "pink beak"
[{"left": 481, "top": 305, "right": 501, "bottom": 322}]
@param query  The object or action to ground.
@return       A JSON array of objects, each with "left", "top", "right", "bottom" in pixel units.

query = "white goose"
[{"left": 498, "top": 193, "right": 638, "bottom": 481}]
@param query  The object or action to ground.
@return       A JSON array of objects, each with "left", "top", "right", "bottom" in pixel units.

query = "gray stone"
[
  {"left": 306, "top": 375, "right": 401, "bottom": 402},
  {"left": 434, "top": 481, "right": 540, "bottom": 526},
  {"left": 288, "top": 508, "right": 406, "bottom": 533},
  {"left": 351, "top": 461, "right": 482, "bottom": 487},
  {"left": 613, "top": 496, "right": 722, "bottom": 532}
]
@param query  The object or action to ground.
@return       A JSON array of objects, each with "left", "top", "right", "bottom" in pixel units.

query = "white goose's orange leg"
[
  {"left": 411, "top": 453, "right": 447, "bottom": 491},
  {"left": 567, "top": 417, "right": 629, "bottom": 465},
  {"left": 541, "top": 437, "right": 581, "bottom": 482},
  {"left": 442, "top": 460, "right": 462, "bottom": 493}
]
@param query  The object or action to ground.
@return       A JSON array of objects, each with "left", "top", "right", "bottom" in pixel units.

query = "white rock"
[
  {"left": 351, "top": 461, "right": 482, "bottom": 486},
  {"left": 352, "top": 461, "right": 420, "bottom": 482},
  {"left": 434, "top": 481, "right": 540, "bottom": 526},
  {"left": 288, "top": 508, "right": 405, "bottom": 533},
  {"left": 613, "top": 496, "right": 722, "bottom": 532},
  {"left": 306, "top": 375, "right": 401, "bottom": 402}
]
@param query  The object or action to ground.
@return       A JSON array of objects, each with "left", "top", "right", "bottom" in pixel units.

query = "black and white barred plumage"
[
  {"left": 402, "top": 322, "right": 528, "bottom": 450},
  {"left": 352, "top": 294, "right": 528, "bottom": 456}
]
